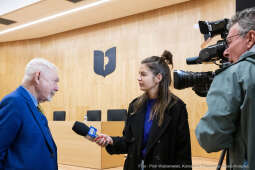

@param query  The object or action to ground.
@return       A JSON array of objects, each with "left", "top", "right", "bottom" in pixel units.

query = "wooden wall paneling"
[
  {"left": 49, "top": 121, "right": 102, "bottom": 168},
  {"left": 101, "top": 122, "right": 125, "bottom": 168},
  {"left": 0, "top": 0, "right": 236, "bottom": 160}
]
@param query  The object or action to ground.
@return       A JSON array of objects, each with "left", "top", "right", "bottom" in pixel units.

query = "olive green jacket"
[{"left": 196, "top": 45, "right": 255, "bottom": 170}]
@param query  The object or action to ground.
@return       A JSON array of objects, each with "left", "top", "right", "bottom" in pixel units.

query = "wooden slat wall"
[{"left": 0, "top": 0, "right": 235, "bottom": 159}]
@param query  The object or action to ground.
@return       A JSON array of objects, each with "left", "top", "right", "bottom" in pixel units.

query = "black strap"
[
  {"left": 216, "top": 148, "right": 232, "bottom": 170},
  {"left": 217, "top": 149, "right": 227, "bottom": 170},
  {"left": 226, "top": 148, "right": 232, "bottom": 170}
]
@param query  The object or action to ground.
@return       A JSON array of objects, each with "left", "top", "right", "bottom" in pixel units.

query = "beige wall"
[{"left": 0, "top": 0, "right": 235, "bottom": 159}]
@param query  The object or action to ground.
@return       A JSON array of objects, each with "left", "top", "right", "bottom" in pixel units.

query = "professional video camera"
[{"left": 174, "top": 19, "right": 231, "bottom": 97}]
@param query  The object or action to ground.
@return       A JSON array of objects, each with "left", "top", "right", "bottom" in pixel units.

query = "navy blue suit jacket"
[{"left": 0, "top": 86, "right": 58, "bottom": 170}]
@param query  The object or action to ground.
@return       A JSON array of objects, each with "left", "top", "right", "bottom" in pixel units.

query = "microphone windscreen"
[{"left": 72, "top": 121, "right": 90, "bottom": 136}]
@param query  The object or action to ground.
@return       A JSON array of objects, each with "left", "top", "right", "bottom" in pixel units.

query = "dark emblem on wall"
[{"left": 93, "top": 47, "right": 116, "bottom": 77}]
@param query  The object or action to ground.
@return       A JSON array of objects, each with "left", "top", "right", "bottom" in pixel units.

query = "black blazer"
[{"left": 106, "top": 95, "right": 192, "bottom": 170}]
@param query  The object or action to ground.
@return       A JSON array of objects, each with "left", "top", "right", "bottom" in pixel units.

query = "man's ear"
[
  {"left": 155, "top": 73, "right": 163, "bottom": 83},
  {"left": 34, "top": 72, "right": 40, "bottom": 84},
  {"left": 247, "top": 30, "right": 255, "bottom": 49}
]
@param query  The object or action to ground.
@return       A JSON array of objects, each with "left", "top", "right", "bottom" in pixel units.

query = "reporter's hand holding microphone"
[
  {"left": 72, "top": 121, "right": 113, "bottom": 147},
  {"left": 94, "top": 134, "right": 113, "bottom": 147}
]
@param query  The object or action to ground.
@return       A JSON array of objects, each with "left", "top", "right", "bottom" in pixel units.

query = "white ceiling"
[
  {"left": 0, "top": 0, "right": 190, "bottom": 43},
  {"left": 0, "top": 0, "right": 41, "bottom": 15}
]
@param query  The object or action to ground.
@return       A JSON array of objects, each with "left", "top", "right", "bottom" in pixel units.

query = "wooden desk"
[{"left": 49, "top": 121, "right": 125, "bottom": 169}]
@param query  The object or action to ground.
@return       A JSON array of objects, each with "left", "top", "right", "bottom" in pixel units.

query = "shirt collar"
[
  {"left": 20, "top": 86, "right": 38, "bottom": 107},
  {"left": 249, "top": 44, "right": 255, "bottom": 53},
  {"left": 239, "top": 44, "right": 255, "bottom": 61}
]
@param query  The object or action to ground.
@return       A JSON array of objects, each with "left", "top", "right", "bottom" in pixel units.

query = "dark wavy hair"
[{"left": 134, "top": 50, "right": 174, "bottom": 126}]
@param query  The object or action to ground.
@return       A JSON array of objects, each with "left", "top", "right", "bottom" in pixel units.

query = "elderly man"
[
  {"left": 0, "top": 58, "right": 59, "bottom": 170},
  {"left": 196, "top": 7, "right": 255, "bottom": 170}
]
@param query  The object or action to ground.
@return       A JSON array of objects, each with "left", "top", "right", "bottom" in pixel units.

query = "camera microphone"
[{"left": 72, "top": 121, "right": 98, "bottom": 138}]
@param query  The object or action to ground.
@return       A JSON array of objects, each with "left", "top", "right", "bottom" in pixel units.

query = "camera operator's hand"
[
  {"left": 94, "top": 134, "right": 113, "bottom": 147},
  {"left": 192, "top": 85, "right": 210, "bottom": 97}
]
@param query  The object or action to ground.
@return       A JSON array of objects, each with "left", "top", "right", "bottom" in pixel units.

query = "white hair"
[{"left": 22, "top": 58, "right": 57, "bottom": 83}]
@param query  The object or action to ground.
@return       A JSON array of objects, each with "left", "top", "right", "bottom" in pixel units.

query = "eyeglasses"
[{"left": 226, "top": 33, "right": 245, "bottom": 47}]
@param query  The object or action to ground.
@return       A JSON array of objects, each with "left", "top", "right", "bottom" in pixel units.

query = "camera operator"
[{"left": 195, "top": 7, "right": 255, "bottom": 170}]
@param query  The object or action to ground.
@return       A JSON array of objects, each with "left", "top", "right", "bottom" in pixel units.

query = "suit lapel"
[
  {"left": 29, "top": 100, "right": 55, "bottom": 153},
  {"left": 129, "top": 105, "right": 146, "bottom": 157},
  {"left": 145, "top": 110, "right": 172, "bottom": 157},
  {"left": 144, "top": 97, "right": 178, "bottom": 156},
  {"left": 128, "top": 99, "right": 173, "bottom": 158},
  {"left": 17, "top": 86, "right": 56, "bottom": 154}
]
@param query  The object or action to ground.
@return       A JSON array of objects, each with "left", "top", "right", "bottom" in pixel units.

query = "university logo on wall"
[{"left": 93, "top": 47, "right": 116, "bottom": 77}]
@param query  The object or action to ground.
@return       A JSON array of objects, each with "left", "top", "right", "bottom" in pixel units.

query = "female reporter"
[{"left": 96, "top": 50, "right": 192, "bottom": 170}]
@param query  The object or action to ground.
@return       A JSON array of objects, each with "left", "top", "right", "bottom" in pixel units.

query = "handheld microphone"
[{"left": 72, "top": 121, "right": 98, "bottom": 138}]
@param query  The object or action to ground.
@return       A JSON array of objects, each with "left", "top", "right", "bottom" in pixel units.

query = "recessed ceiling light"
[
  {"left": 0, "top": 18, "right": 16, "bottom": 25},
  {"left": 66, "top": 0, "right": 84, "bottom": 3}
]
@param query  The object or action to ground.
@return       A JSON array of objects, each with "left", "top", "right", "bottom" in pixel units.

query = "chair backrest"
[
  {"left": 53, "top": 111, "right": 66, "bottom": 121},
  {"left": 107, "top": 109, "right": 127, "bottom": 121},
  {"left": 87, "top": 110, "right": 101, "bottom": 121}
]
